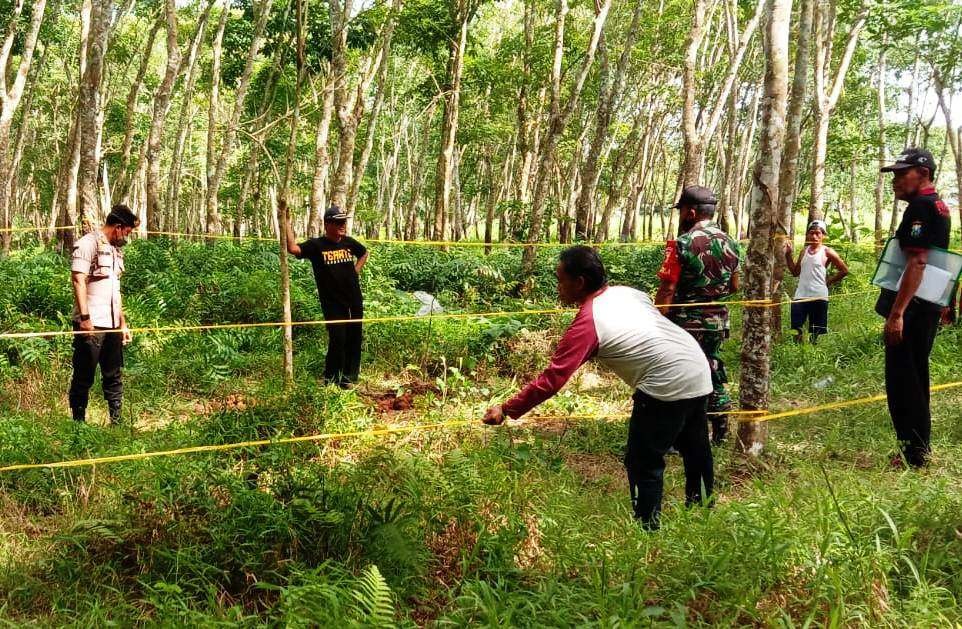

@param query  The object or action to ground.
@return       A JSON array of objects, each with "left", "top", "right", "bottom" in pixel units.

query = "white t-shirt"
[{"left": 503, "top": 286, "right": 712, "bottom": 418}]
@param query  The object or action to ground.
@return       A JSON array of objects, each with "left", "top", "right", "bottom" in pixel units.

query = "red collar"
[{"left": 919, "top": 186, "right": 937, "bottom": 195}]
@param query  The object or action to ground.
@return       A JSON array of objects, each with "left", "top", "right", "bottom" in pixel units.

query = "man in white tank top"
[
  {"left": 782, "top": 220, "right": 848, "bottom": 343},
  {"left": 483, "top": 247, "right": 713, "bottom": 530}
]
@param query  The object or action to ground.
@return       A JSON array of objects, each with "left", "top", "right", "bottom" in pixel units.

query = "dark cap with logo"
[
  {"left": 673, "top": 185, "right": 718, "bottom": 209},
  {"left": 324, "top": 205, "right": 350, "bottom": 222},
  {"left": 880, "top": 147, "right": 937, "bottom": 177}
]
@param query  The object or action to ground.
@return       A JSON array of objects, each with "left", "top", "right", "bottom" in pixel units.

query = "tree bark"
[
  {"left": 166, "top": 0, "right": 214, "bottom": 223},
  {"left": 328, "top": 0, "right": 395, "bottom": 216},
  {"left": 807, "top": 0, "right": 869, "bottom": 222},
  {"left": 680, "top": 0, "right": 765, "bottom": 186},
  {"left": 520, "top": 0, "right": 612, "bottom": 286},
  {"left": 737, "top": 0, "right": 791, "bottom": 456},
  {"left": 206, "top": 0, "right": 273, "bottom": 233},
  {"left": 77, "top": 0, "right": 114, "bottom": 230},
  {"left": 145, "top": 0, "right": 181, "bottom": 233},
  {"left": 432, "top": 6, "right": 469, "bottom": 241},
  {"left": 873, "top": 40, "right": 887, "bottom": 252},
  {"left": 349, "top": 25, "right": 392, "bottom": 217},
  {"left": 0, "top": 0, "right": 48, "bottom": 254},
  {"left": 310, "top": 71, "right": 336, "bottom": 232},
  {"left": 771, "top": 0, "right": 813, "bottom": 333},
  {"left": 204, "top": 2, "right": 229, "bottom": 231},
  {"left": 934, "top": 69, "right": 962, "bottom": 243},
  {"left": 573, "top": 0, "right": 643, "bottom": 240},
  {"left": 116, "top": 15, "right": 161, "bottom": 199},
  {"left": 278, "top": 0, "right": 307, "bottom": 386}
]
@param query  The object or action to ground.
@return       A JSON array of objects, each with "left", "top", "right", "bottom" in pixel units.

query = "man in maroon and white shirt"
[{"left": 484, "top": 246, "right": 714, "bottom": 529}]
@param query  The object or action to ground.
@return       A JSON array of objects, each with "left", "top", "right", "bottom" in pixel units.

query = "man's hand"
[
  {"left": 78, "top": 318, "right": 94, "bottom": 334},
  {"left": 483, "top": 404, "right": 506, "bottom": 426},
  {"left": 884, "top": 313, "right": 904, "bottom": 346},
  {"left": 122, "top": 327, "right": 132, "bottom": 345}
]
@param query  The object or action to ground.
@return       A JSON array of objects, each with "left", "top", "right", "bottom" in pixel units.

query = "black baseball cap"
[
  {"left": 324, "top": 205, "right": 349, "bottom": 222},
  {"left": 673, "top": 185, "right": 718, "bottom": 208},
  {"left": 880, "top": 148, "right": 937, "bottom": 177},
  {"left": 106, "top": 204, "right": 140, "bottom": 228}
]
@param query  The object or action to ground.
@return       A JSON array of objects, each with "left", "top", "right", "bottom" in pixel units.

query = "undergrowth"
[{"left": 0, "top": 240, "right": 960, "bottom": 626}]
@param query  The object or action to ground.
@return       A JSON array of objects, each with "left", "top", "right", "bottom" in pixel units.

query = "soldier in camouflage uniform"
[{"left": 654, "top": 186, "right": 741, "bottom": 444}]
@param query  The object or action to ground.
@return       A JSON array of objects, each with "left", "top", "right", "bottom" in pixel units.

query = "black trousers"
[
  {"left": 320, "top": 300, "right": 363, "bottom": 385},
  {"left": 885, "top": 310, "right": 940, "bottom": 467},
  {"left": 624, "top": 391, "right": 713, "bottom": 530},
  {"left": 68, "top": 326, "right": 124, "bottom": 419}
]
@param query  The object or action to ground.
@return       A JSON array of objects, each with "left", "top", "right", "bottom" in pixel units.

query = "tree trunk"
[
  {"left": 0, "top": 0, "right": 48, "bottom": 254},
  {"left": 310, "top": 72, "right": 336, "bottom": 232},
  {"left": 204, "top": 3, "right": 229, "bottom": 232},
  {"left": 432, "top": 8, "right": 468, "bottom": 241},
  {"left": 278, "top": 0, "right": 307, "bottom": 386},
  {"left": 573, "top": 0, "right": 643, "bottom": 240},
  {"left": 873, "top": 40, "right": 887, "bottom": 252},
  {"left": 328, "top": 0, "right": 394, "bottom": 216},
  {"left": 116, "top": 15, "right": 161, "bottom": 199},
  {"left": 737, "top": 0, "right": 791, "bottom": 456},
  {"left": 520, "top": 0, "right": 612, "bottom": 286},
  {"left": 807, "top": 0, "right": 869, "bottom": 222},
  {"left": 166, "top": 0, "right": 214, "bottom": 221},
  {"left": 933, "top": 70, "right": 962, "bottom": 243},
  {"left": 513, "top": 0, "right": 536, "bottom": 206},
  {"left": 77, "top": 0, "right": 114, "bottom": 230},
  {"left": 145, "top": 0, "right": 180, "bottom": 233},
  {"left": 771, "top": 0, "right": 813, "bottom": 332},
  {"left": 348, "top": 26, "right": 392, "bottom": 217},
  {"left": 680, "top": 0, "right": 765, "bottom": 186},
  {"left": 206, "top": 0, "right": 273, "bottom": 233}
]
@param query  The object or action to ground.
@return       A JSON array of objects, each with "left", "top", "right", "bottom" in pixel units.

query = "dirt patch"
[
  {"left": 564, "top": 453, "right": 626, "bottom": 492},
  {"left": 363, "top": 380, "right": 440, "bottom": 416},
  {"left": 191, "top": 393, "right": 250, "bottom": 415}
]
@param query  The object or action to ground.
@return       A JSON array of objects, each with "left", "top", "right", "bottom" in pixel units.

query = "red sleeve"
[
  {"left": 657, "top": 240, "right": 681, "bottom": 283},
  {"left": 502, "top": 304, "right": 599, "bottom": 419}
]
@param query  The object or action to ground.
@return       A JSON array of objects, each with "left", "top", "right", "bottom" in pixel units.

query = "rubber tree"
[
  {"left": 205, "top": 0, "right": 274, "bottom": 234},
  {"left": 76, "top": 0, "right": 114, "bottom": 231},
  {"left": 0, "top": 0, "right": 48, "bottom": 254},
  {"left": 145, "top": 0, "right": 181, "bottom": 233},
  {"left": 738, "top": 0, "right": 792, "bottom": 456},
  {"left": 519, "top": 0, "right": 611, "bottom": 288},
  {"left": 679, "top": 0, "right": 765, "bottom": 187},
  {"left": 807, "top": 0, "right": 869, "bottom": 222}
]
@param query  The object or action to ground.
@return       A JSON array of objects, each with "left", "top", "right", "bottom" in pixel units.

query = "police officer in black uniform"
[{"left": 877, "top": 148, "right": 951, "bottom": 467}]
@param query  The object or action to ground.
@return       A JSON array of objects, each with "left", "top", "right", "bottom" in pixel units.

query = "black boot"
[
  {"left": 71, "top": 407, "right": 86, "bottom": 423},
  {"left": 108, "top": 404, "right": 122, "bottom": 425},
  {"left": 710, "top": 416, "right": 728, "bottom": 445}
]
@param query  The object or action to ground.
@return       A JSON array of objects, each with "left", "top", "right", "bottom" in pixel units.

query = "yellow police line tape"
[
  {"left": 0, "top": 290, "right": 878, "bottom": 340},
  {"left": 2, "top": 379, "right": 961, "bottom": 474}
]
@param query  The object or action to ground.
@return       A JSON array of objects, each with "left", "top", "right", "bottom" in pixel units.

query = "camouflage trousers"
[{"left": 686, "top": 330, "right": 732, "bottom": 442}]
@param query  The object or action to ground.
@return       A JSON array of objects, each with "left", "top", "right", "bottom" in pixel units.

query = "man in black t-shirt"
[
  {"left": 877, "top": 148, "right": 951, "bottom": 467},
  {"left": 283, "top": 202, "right": 369, "bottom": 388}
]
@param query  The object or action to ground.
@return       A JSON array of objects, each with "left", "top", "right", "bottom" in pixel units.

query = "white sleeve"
[{"left": 71, "top": 237, "right": 94, "bottom": 274}]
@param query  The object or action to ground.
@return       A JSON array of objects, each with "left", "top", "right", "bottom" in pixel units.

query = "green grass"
[{"left": 1, "top": 241, "right": 961, "bottom": 626}]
